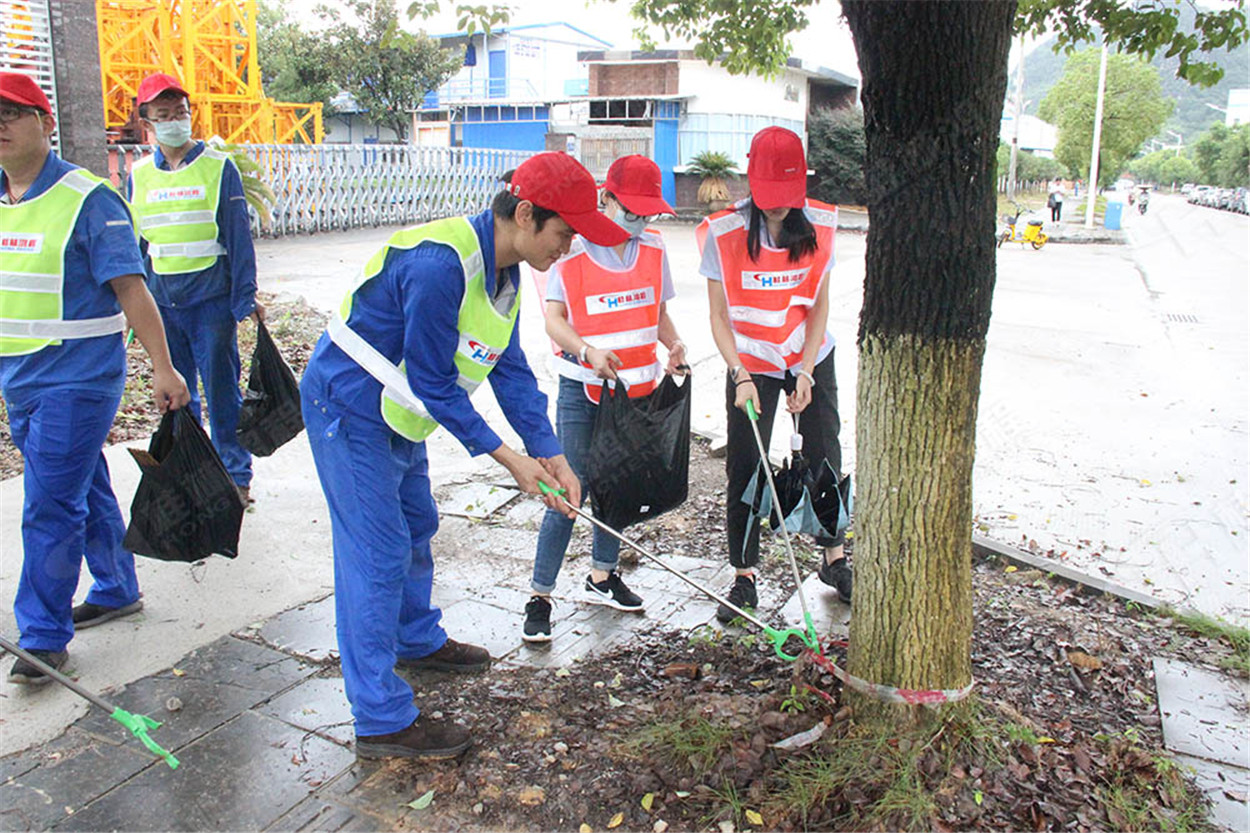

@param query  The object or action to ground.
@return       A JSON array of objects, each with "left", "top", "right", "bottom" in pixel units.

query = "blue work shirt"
[
  {"left": 0, "top": 151, "right": 144, "bottom": 401},
  {"left": 303, "top": 208, "right": 560, "bottom": 459},
  {"left": 125, "top": 141, "right": 257, "bottom": 321}
]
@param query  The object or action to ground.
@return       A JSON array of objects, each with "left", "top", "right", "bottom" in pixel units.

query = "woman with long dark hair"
[{"left": 697, "top": 126, "right": 852, "bottom": 622}]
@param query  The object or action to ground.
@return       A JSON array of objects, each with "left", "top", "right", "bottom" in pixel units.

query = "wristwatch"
[
  {"left": 579, "top": 344, "right": 590, "bottom": 363},
  {"left": 729, "top": 364, "right": 745, "bottom": 381}
]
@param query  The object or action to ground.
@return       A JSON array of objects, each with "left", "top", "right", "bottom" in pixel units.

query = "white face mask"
[
  {"left": 152, "top": 117, "right": 192, "bottom": 148},
  {"left": 614, "top": 213, "right": 649, "bottom": 238}
]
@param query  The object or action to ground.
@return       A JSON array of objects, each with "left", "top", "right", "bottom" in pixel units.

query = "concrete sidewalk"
[{"left": 3, "top": 202, "right": 1246, "bottom": 768}]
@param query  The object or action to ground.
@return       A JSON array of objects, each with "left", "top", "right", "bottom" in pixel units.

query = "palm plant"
[
  {"left": 208, "top": 138, "right": 278, "bottom": 231},
  {"left": 687, "top": 150, "right": 739, "bottom": 205}
]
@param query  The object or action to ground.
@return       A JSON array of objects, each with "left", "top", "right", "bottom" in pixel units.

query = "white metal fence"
[
  {"left": 108, "top": 144, "right": 534, "bottom": 237},
  {"left": 1, "top": 0, "right": 58, "bottom": 153}
]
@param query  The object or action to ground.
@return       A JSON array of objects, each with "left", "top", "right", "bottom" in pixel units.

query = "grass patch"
[
  {"left": 1096, "top": 735, "right": 1212, "bottom": 832},
  {"left": 1167, "top": 608, "right": 1250, "bottom": 676},
  {"left": 766, "top": 700, "right": 1003, "bottom": 831},
  {"left": 622, "top": 716, "right": 744, "bottom": 777}
]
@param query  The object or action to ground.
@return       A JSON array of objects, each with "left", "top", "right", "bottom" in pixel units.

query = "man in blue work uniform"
[
  {"left": 301, "top": 151, "right": 627, "bottom": 759},
  {"left": 0, "top": 72, "right": 191, "bottom": 684},
  {"left": 126, "top": 73, "right": 262, "bottom": 503}
]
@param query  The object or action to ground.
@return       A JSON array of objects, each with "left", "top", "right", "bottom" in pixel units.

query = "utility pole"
[
  {"left": 1007, "top": 34, "right": 1025, "bottom": 200},
  {"left": 1084, "top": 44, "right": 1109, "bottom": 229}
]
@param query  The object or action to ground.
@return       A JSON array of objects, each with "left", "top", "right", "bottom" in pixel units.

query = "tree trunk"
[{"left": 841, "top": 1, "right": 1016, "bottom": 715}]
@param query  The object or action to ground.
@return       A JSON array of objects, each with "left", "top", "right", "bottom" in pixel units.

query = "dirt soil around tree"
[
  {"left": 261, "top": 443, "right": 1238, "bottom": 833},
  {"left": 0, "top": 291, "right": 327, "bottom": 481}
]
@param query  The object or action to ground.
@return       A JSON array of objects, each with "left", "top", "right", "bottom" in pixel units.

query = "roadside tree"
[
  {"left": 1039, "top": 50, "right": 1173, "bottom": 188},
  {"left": 807, "top": 105, "right": 866, "bottom": 206},
  {"left": 257, "top": 0, "right": 337, "bottom": 109},
  {"left": 621, "top": 0, "right": 1247, "bottom": 717},
  {"left": 318, "top": 0, "right": 462, "bottom": 142}
]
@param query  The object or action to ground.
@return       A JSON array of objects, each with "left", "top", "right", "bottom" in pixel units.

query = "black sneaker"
[
  {"left": 72, "top": 599, "right": 144, "bottom": 630},
  {"left": 8, "top": 649, "right": 68, "bottom": 685},
  {"left": 716, "top": 574, "right": 759, "bottom": 623},
  {"left": 356, "top": 715, "right": 472, "bottom": 760},
  {"left": 523, "top": 596, "right": 553, "bottom": 643},
  {"left": 818, "top": 557, "right": 853, "bottom": 602},
  {"left": 583, "top": 571, "right": 644, "bottom": 611}
]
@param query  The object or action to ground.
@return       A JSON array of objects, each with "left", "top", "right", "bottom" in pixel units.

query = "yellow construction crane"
[{"left": 97, "top": 0, "right": 323, "bottom": 144}]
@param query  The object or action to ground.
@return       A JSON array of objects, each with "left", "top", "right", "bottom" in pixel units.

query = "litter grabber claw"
[
  {"left": 536, "top": 481, "right": 817, "bottom": 660},
  {"left": 744, "top": 400, "right": 820, "bottom": 652},
  {"left": 0, "top": 635, "right": 180, "bottom": 770}
]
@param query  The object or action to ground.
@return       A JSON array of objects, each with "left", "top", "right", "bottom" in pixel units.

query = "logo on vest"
[
  {"left": 148, "top": 186, "right": 207, "bottom": 203},
  {"left": 586, "top": 286, "right": 655, "bottom": 315},
  {"left": 742, "top": 268, "right": 807, "bottom": 291},
  {"left": 459, "top": 335, "right": 502, "bottom": 367},
  {"left": 0, "top": 233, "right": 43, "bottom": 254}
]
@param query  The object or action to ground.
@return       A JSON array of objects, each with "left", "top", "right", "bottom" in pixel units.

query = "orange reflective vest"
[
  {"left": 696, "top": 200, "right": 837, "bottom": 373},
  {"left": 554, "top": 229, "right": 665, "bottom": 403}
]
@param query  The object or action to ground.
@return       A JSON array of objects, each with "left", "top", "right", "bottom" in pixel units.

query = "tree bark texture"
[{"left": 841, "top": 1, "right": 1016, "bottom": 701}]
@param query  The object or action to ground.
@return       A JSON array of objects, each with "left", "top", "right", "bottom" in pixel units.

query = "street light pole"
[
  {"left": 1084, "top": 44, "right": 1109, "bottom": 229},
  {"left": 1007, "top": 34, "right": 1025, "bottom": 200}
]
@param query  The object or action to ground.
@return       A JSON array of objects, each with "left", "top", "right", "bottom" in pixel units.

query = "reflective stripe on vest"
[
  {"left": 557, "top": 229, "right": 665, "bottom": 403},
  {"left": 130, "top": 149, "right": 227, "bottom": 275},
  {"left": 696, "top": 200, "right": 836, "bottom": 373},
  {"left": 0, "top": 169, "right": 126, "bottom": 356},
  {"left": 327, "top": 217, "right": 518, "bottom": 442}
]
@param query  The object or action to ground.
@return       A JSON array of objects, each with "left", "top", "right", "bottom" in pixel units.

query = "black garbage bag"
[
  {"left": 123, "top": 408, "right": 245, "bottom": 562},
  {"left": 585, "top": 372, "right": 691, "bottom": 530},
  {"left": 235, "top": 319, "right": 304, "bottom": 456}
]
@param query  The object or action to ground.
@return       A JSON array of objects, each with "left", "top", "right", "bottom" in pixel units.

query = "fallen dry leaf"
[
  {"left": 607, "top": 811, "right": 624, "bottom": 828},
  {"left": 517, "top": 786, "right": 546, "bottom": 806},
  {"left": 1067, "top": 650, "right": 1103, "bottom": 670},
  {"left": 745, "top": 809, "right": 764, "bottom": 826},
  {"left": 579, "top": 825, "right": 592, "bottom": 833},
  {"left": 641, "top": 793, "right": 655, "bottom": 811}
]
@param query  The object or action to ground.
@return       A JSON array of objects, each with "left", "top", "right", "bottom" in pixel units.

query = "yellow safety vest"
[
  {"left": 129, "top": 148, "right": 228, "bottom": 275},
  {"left": 327, "top": 217, "right": 520, "bottom": 442},
  {"left": 0, "top": 169, "right": 127, "bottom": 356}
]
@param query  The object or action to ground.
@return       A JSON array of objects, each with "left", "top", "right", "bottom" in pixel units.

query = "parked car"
[{"left": 1181, "top": 183, "right": 1194, "bottom": 196}]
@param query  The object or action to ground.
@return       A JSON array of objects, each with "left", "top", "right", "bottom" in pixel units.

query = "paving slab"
[
  {"left": 55, "top": 711, "right": 355, "bottom": 832},
  {"left": 263, "top": 795, "right": 371, "bottom": 832},
  {"left": 312, "top": 760, "right": 424, "bottom": 829},
  {"left": 252, "top": 594, "right": 338, "bottom": 663},
  {"left": 0, "top": 728, "right": 153, "bottom": 831},
  {"left": 257, "top": 676, "right": 355, "bottom": 748},
  {"left": 1153, "top": 657, "right": 1250, "bottom": 768},
  {"left": 438, "top": 482, "right": 521, "bottom": 519},
  {"left": 779, "top": 572, "right": 851, "bottom": 639},
  {"left": 1174, "top": 752, "right": 1250, "bottom": 833}
]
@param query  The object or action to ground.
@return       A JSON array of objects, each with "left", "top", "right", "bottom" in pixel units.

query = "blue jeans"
[
  {"left": 8, "top": 389, "right": 139, "bottom": 652},
  {"left": 531, "top": 378, "right": 621, "bottom": 594},
  {"left": 161, "top": 295, "right": 251, "bottom": 487}
]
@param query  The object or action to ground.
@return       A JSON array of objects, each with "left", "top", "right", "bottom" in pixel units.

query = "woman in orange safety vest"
[
  {"left": 522, "top": 155, "right": 688, "bottom": 643},
  {"left": 697, "top": 126, "right": 852, "bottom": 623}
]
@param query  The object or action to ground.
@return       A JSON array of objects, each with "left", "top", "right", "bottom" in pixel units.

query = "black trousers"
[
  {"left": 1050, "top": 202, "right": 1062, "bottom": 221},
  {"left": 724, "top": 349, "right": 843, "bottom": 569}
]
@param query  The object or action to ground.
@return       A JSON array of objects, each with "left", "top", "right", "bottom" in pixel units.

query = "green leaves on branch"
[
  {"left": 1017, "top": 0, "right": 1248, "bottom": 87},
  {"left": 210, "top": 140, "right": 277, "bottom": 231},
  {"left": 627, "top": 0, "right": 818, "bottom": 76}
]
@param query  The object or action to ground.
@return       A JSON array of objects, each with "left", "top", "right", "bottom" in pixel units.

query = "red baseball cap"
[
  {"left": 510, "top": 152, "right": 629, "bottom": 246},
  {"left": 747, "top": 126, "right": 808, "bottom": 210},
  {"left": 136, "top": 73, "right": 188, "bottom": 106},
  {"left": 604, "top": 154, "right": 675, "bottom": 217},
  {"left": 0, "top": 72, "right": 52, "bottom": 113}
]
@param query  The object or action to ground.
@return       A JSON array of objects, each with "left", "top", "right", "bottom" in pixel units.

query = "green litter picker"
[
  {"left": 0, "top": 635, "right": 180, "bottom": 770},
  {"left": 538, "top": 473, "right": 819, "bottom": 661}
]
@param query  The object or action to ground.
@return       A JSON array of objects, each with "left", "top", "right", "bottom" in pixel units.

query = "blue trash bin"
[{"left": 1104, "top": 200, "right": 1123, "bottom": 230}]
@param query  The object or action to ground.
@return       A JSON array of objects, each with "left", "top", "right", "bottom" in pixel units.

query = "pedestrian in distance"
[
  {"left": 125, "top": 73, "right": 263, "bottom": 505},
  {"left": 698, "top": 126, "right": 853, "bottom": 624},
  {"left": 522, "top": 154, "right": 688, "bottom": 644},
  {"left": 0, "top": 71, "right": 191, "bottom": 685},
  {"left": 1048, "top": 179, "right": 1065, "bottom": 221},
  {"left": 300, "top": 151, "right": 624, "bottom": 760}
]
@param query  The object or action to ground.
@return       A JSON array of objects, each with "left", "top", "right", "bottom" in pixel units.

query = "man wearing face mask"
[
  {"left": 520, "top": 154, "right": 687, "bottom": 643},
  {"left": 125, "top": 73, "right": 262, "bottom": 504}
]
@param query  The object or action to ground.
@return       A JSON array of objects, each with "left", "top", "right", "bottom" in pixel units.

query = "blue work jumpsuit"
[{"left": 299, "top": 208, "right": 561, "bottom": 736}]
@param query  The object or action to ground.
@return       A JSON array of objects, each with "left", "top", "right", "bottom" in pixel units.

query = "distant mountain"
[{"left": 1015, "top": 8, "right": 1249, "bottom": 149}]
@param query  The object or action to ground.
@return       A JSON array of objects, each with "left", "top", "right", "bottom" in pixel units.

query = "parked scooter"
[{"left": 998, "top": 201, "right": 1049, "bottom": 250}]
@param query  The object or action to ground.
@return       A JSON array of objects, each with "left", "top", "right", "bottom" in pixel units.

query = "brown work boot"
[
  {"left": 396, "top": 638, "right": 491, "bottom": 674},
  {"left": 355, "top": 715, "right": 472, "bottom": 760}
]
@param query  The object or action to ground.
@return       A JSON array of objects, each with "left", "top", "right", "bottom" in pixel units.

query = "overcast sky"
[{"left": 283, "top": 0, "right": 863, "bottom": 78}]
